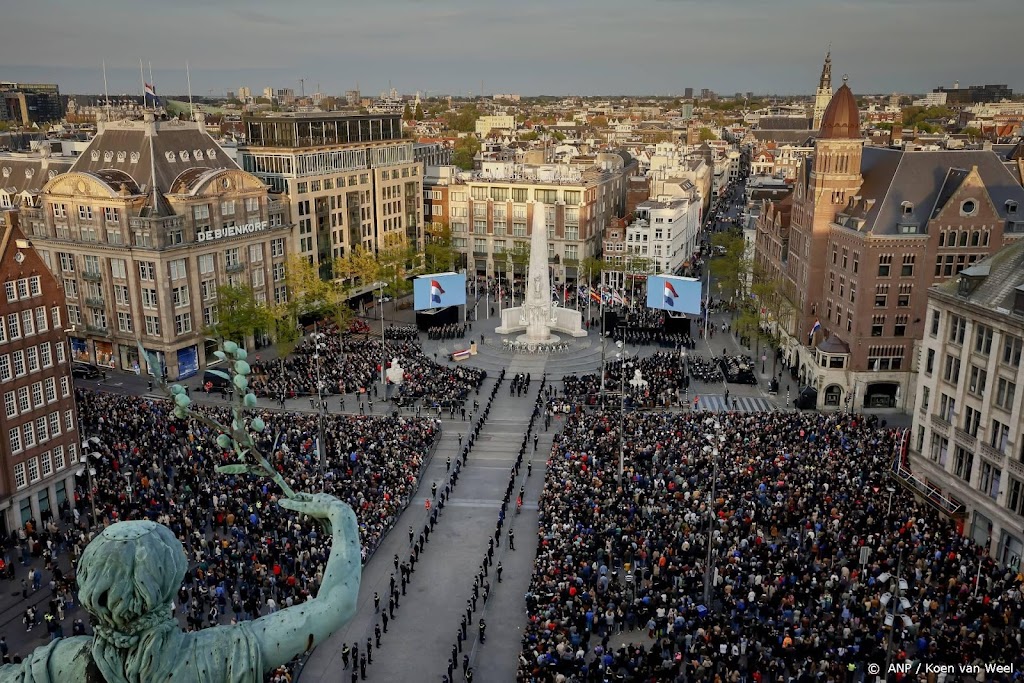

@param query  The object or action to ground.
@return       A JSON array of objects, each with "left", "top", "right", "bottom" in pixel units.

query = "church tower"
[{"left": 812, "top": 48, "right": 833, "bottom": 130}]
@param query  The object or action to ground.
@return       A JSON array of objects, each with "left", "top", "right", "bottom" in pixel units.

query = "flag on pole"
[
  {"left": 144, "top": 83, "right": 160, "bottom": 105},
  {"left": 578, "top": 285, "right": 589, "bottom": 300},
  {"left": 808, "top": 319, "right": 821, "bottom": 343},
  {"left": 590, "top": 288, "right": 602, "bottom": 304},
  {"left": 601, "top": 288, "right": 612, "bottom": 305},
  {"left": 612, "top": 290, "right": 624, "bottom": 306}
]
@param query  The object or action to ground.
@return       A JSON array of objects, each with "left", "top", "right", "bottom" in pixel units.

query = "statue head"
[{"left": 77, "top": 524, "right": 188, "bottom": 651}]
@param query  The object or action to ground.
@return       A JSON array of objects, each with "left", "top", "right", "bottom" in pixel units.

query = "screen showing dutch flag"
[
  {"left": 646, "top": 275, "right": 702, "bottom": 314},
  {"left": 413, "top": 272, "right": 467, "bottom": 310}
]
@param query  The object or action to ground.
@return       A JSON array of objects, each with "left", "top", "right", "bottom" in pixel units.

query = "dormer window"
[
  {"left": 90, "top": 151, "right": 100, "bottom": 162},
  {"left": 116, "top": 151, "right": 126, "bottom": 163},
  {"left": 130, "top": 152, "right": 140, "bottom": 164},
  {"left": 901, "top": 201, "right": 913, "bottom": 216},
  {"left": 103, "top": 151, "right": 114, "bottom": 163},
  {"left": 1007, "top": 200, "right": 1019, "bottom": 215}
]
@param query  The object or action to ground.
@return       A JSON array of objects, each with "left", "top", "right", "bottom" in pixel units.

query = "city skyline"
[{"left": 1, "top": 0, "right": 1021, "bottom": 97}]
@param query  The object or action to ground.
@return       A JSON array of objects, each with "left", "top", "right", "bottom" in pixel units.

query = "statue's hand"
[{"left": 279, "top": 493, "right": 354, "bottom": 528}]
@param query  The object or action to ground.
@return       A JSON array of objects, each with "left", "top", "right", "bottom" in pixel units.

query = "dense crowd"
[
  {"left": 70, "top": 389, "right": 438, "bottom": 670},
  {"left": 518, "top": 411, "right": 1024, "bottom": 682},
  {"left": 560, "top": 352, "right": 690, "bottom": 408},
  {"left": 428, "top": 324, "right": 467, "bottom": 341},
  {"left": 384, "top": 325, "right": 420, "bottom": 341},
  {"left": 245, "top": 327, "right": 485, "bottom": 406}
]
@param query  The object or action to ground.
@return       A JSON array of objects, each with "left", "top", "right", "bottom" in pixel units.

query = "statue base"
[
  {"left": 517, "top": 332, "right": 560, "bottom": 345},
  {"left": 495, "top": 306, "right": 588, "bottom": 338}
]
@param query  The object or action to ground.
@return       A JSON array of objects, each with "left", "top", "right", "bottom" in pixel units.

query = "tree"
[
  {"left": 205, "top": 284, "right": 274, "bottom": 349},
  {"left": 962, "top": 126, "right": 984, "bottom": 139},
  {"left": 425, "top": 223, "right": 457, "bottom": 272},
  {"left": 709, "top": 232, "right": 751, "bottom": 307},
  {"left": 376, "top": 232, "right": 415, "bottom": 299},
  {"left": 452, "top": 136, "right": 480, "bottom": 170},
  {"left": 402, "top": 103, "right": 414, "bottom": 121},
  {"left": 509, "top": 241, "right": 531, "bottom": 277},
  {"left": 590, "top": 116, "right": 608, "bottom": 127},
  {"left": 579, "top": 256, "right": 604, "bottom": 287},
  {"left": 445, "top": 106, "right": 481, "bottom": 132},
  {"left": 750, "top": 264, "right": 797, "bottom": 374},
  {"left": 699, "top": 127, "right": 718, "bottom": 141},
  {"left": 413, "top": 103, "right": 423, "bottom": 120},
  {"left": 519, "top": 130, "right": 540, "bottom": 141}
]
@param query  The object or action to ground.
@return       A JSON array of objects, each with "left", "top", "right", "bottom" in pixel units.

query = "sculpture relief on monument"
[
  {"left": 495, "top": 201, "right": 586, "bottom": 342},
  {"left": 0, "top": 342, "right": 361, "bottom": 683}
]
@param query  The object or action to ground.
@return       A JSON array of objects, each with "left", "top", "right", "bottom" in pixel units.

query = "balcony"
[
  {"left": 980, "top": 441, "right": 1005, "bottom": 463},
  {"left": 953, "top": 427, "right": 977, "bottom": 450},
  {"left": 85, "top": 297, "right": 105, "bottom": 308},
  {"left": 472, "top": 251, "right": 489, "bottom": 258},
  {"left": 225, "top": 263, "right": 246, "bottom": 274},
  {"left": 1008, "top": 458, "right": 1024, "bottom": 479},
  {"left": 85, "top": 324, "right": 108, "bottom": 335},
  {"left": 81, "top": 271, "right": 102, "bottom": 282},
  {"left": 930, "top": 414, "right": 950, "bottom": 434}
]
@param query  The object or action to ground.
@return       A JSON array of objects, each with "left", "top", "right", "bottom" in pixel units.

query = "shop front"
[
  {"left": 70, "top": 337, "right": 91, "bottom": 363},
  {"left": 95, "top": 341, "right": 116, "bottom": 369},
  {"left": 176, "top": 346, "right": 199, "bottom": 380}
]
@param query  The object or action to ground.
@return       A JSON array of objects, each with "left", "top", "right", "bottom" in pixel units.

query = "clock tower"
[{"left": 812, "top": 48, "right": 834, "bottom": 130}]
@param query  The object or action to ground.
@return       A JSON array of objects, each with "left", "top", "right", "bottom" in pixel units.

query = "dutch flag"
[
  {"left": 144, "top": 83, "right": 160, "bottom": 105},
  {"left": 663, "top": 280, "right": 679, "bottom": 308},
  {"left": 808, "top": 319, "right": 821, "bottom": 343},
  {"left": 430, "top": 279, "right": 445, "bottom": 305}
]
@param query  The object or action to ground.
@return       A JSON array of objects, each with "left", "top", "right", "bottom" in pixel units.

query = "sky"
[{"left": 1, "top": 0, "right": 1020, "bottom": 98}]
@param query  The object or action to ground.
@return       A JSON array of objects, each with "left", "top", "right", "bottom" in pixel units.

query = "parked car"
[
  {"left": 72, "top": 362, "right": 102, "bottom": 379},
  {"left": 794, "top": 387, "right": 818, "bottom": 410}
]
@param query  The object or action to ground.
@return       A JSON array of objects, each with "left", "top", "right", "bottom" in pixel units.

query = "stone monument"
[
  {"left": 495, "top": 201, "right": 586, "bottom": 341},
  {"left": 0, "top": 342, "right": 361, "bottom": 683}
]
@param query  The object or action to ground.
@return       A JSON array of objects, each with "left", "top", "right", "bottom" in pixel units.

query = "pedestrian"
[
  {"left": 496, "top": 562, "right": 503, "bottom": 583},
  {"left": 373, "top": 591, "right": 380, "bottom": 613},
  {"left": 508, "top": 528, "right": 515, "bottom": 550},
  {"left": 478, "top": 619, "right": 486, "bottom": 644}
]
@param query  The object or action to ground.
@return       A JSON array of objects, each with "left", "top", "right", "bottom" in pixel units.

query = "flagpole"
[
  {"left": 139, "top": 59, "right": 146, "bottom": 106},
  {"left": 704, "top": 263, "right": 711, "bottom": 341},
  {"left": 186, "top": 61, "right": 194, "bottom": 118},
  {"left": 102, "top": 60, "right": 110, "bottom": 119}
]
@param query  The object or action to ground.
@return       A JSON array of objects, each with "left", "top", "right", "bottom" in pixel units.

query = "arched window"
[
  {"left": 971, "top": 230, "right": 980, "bottom": 246},
  {"left": 959, "top": 230, "right": 968, "bottom": 247},
  {"left": 938, "top": 231, "right": 945, "bottom": 247}
]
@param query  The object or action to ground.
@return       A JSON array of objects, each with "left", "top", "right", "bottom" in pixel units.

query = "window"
[
  {"left": 142, "top": 288, "right": 158, "bottom": 310},
  {"left": 51, "top": 306, "right": 61, "bottom": 329},
  {"left": 52, "top": 203, "right": 67, "bottom": 219},
  {"left": 26, "top": 456, "right": 38, "bottom": 483},
  {"left": 1002, "top": 335, "right": 1022, "bottom": 367},
  {"left": 201, "top": 279, "right": 217, "bottom": 300},
  {"left": 925, "top": 348, "right": 935, "bottom": 374},
  {"left": 9, "top": 427, "right": 21, "bottom": 454},
  {"left": 14, "top": 462, "right": 25, "bottom": 489},
  {"left": 995, "top": 378, "right": 1017, "bottom": 411},
  {"left": 172, "top": 285, "right": 190, "bottom": 308},
  {"left": 26, "top": 347, "right": 39, "bottom": 373},
  {"left": 53, "top": 445, "right": 64, "bottom": 471},
  {"left": 893, "top": 315, "right": 908, "bottom": 337},
  {"left": 953, "top": 446, "right": 974, "bottom": 482},
  {"left": 871, "top": 315, "right": 885, "bottom": 337},
  {"left": 901, "top": 254, "right": 915, "bottom": 277},
  {"left": 138, "top": 261, "right": 155, "bottom": 281},
  {"left": 198, "top": 254, "right": 215, "bottom": 274},
  {"left": 203, "top": 305, "right": 219, "bottom": 327},
  {"left": 60, "top": 376, "right": 70, "bottom": 397},
  {"left": 12, "top": 351, "right": 25, "bottom": 377},
  {"left": 23, "top": 423, "right": 35, "bottom": 449},
  {"left": 44, "top": 377, "right": 55, "bottom": 403},
  {"left": 35, "top": 416, "right": 48, "bottom": 443},
  {"left": 114, "top": 284, "right": 130, "bottom": 306},
  {"left": 877, "top": 254, "right": 892, "bottom": 277},
  {"left": 272, "top": 263, "right": 285, "bottom": 282},
  {"left": 948, "top": 315, "right": 966, "bottom": 345},
  {"left": 249, "top": 244, "right": 264, "bottom": 263},
  {"left": 920, "top": 386, "right": 930, "bottom": 413},
  {"left": 930, "top": 310, "right": 940, "bottom": 337},
  {"left": 21, "top": 310, "right": 34, "bottom": 336},
  {"left": 144, "top": 315, "right": 161, "bottom": 336},
  {"left": 943, "top": 354, "right": 961, "bottom": 383},
  {"left": 968, "top": 365, "right": 986, "bottom": 395},
  {"left": 64, "top": 409, "right": 75, "bottom": 433},
  {"left": 41, "top": 451, "right": 52, "bottom": 477},
  {"left": 67, "top": 305, "right": 80, "bottom": 325},
  {"left": 174, "top": 313, "right": 192, "bottom": 335},
  {"left": 975, "top": 325, "right": 994, "bottom": 355},
  {"left": 110, "top": 258, "right": 127, "bottom": 279},
  {"left": 980, "top": 461, "right": 1001, "bottom": 500},
  {"left": 4, "top": 391, "right": 15, "bottom": 418},
  {"left": 271, "top": 238, "right": 285, "bottom": 258},
  {"left": 8, "top": 313, "right": 20, "bottom": 339},
  {"left": 117, "top": 311, "right": 133, "bottom": 333},
  {"left": 78, "top": 205, "right": 93, "bottom": 220},
  {"left": 17, "top": 387, "right": 29, "bottom": 413},
  {"left": 964, "top": 405, "right": 981, "bottom": 437},
  {"left": 245, "top": 197, "right": 259, "bottom": 213},
  {"left": 0, "top": 355, "right": 9, "bottom": 382},
  {"left": 35, "top": 307, "right": 47, "bottom": 333},
  {"left": 511, "top": 188, "right": 528, "bottom": 203},
  {"left": 40, "top": 343, "right": 51, "bottom": 368},
  {"left": 252, "top": 269, "right": 265, "bottom": 288},
  {"left": 961, "top": 199, "right": 977, "bottom": 216},
  {"left": 221, "top": 200, "right": 236, "bottom": 216},
  {"left": 225, "top": 248, "right": 240, "bottom": 268},
  {"left": 4, "top": 281, "right": 14, "bottom": 302},
  {"left": 55, "top": 342, "right": 66, "bottom": 365},
  {"left": 991, "top": 419, "right": 1010, "bottom": 453},
  {"left": 169, "top": 259, "right": 187, "bottom": 280}
]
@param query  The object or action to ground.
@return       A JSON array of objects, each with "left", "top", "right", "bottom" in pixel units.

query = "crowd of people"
[
  {"left": 245, "top": 325, "right": 485, "bottom": 407},
  {"left": 384, "top": 325, "right": 420, "bottom": 341},
  {"left": 427, "top": 323, "right": 468, "bottom": 341},
  {"left": 518, "top": 410, "right": 1024, "bottom": 682},
  {"left": 67, "top": 389, "right": 440, "bottom": 677},
  {"left": 560, "top": 351, "right": 691, "bottom": 408}
]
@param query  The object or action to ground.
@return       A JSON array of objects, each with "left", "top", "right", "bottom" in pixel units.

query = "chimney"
[
  {"left": 143, "top": 111, "right": 157, "bottom": 136},
  {"left": 953, "top": 80, "right": 960, "bottom": 90},
  {"left": 193, "top": 110, "right": 207, "bottom": 133}
]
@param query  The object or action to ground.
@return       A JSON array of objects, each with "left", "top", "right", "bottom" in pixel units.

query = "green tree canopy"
[
  {"left": 699, "top": 127, "right": 718, "bottom": 141},
  {"left": 205, "top": 284, "right": 274, "bottom": 348},
  {"left": 453, "top": 136, "right": 481, "bottom": 170},
  {"left": 425, "top": 223, "right": 457, "bottom": 272}
]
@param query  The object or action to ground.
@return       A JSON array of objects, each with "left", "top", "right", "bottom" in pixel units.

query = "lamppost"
[
  {"left": 506, "top": 252, "right": 513, "bottom": 308},
  {"left": 616, "top": 341, "right": 633, "bottom": 484},
  {"left": 600, "top": 331, "right": 610, "bottom": 402},
  {"left": 701, "top": 420, "right": 726, "bottom": 607},
  {"left": 79, "top": 436, "right": 103, "bottom": 530},
  {"left": 377, "top": 281, "right": 387, "bottom": 401},
  {"left": 886, "top": 486, "right": 896, "bottom": 517},
  {"left": 881, "top": 546, "right": 909, "bottom": 679},
  {"left": 311, "top": 328, "right": 328, "bottom": 483}
]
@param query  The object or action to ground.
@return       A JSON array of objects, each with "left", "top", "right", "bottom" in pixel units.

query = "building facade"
[
  {"left": 26, "top": 113, "right": 292, "bottom": 379},
  {"left": 1, "top": 82, "right": 63, "bottom": 125},
  {"left": 0, "top": 222, "right": 78, "bottom": 534},
  {"left": 909, "top": 240, "right": 1024, "bottom": 570},
  {"left": 427, "top": 156, "right": 631, "bottom": 283},
  {"left": 759, "top": 79, "right": 1024, "bottom": 410},
  {"left": 238, "top": 112, "right": 422, "bottom": 280}
]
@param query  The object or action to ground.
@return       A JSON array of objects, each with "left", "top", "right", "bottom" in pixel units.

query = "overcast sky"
[{"left": 2, "top": 0, "right": 1019, "bottom": 98}]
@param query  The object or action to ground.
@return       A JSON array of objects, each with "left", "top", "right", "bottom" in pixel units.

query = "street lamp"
[
  {"left": 311, "top": 329, "right": 328, "bottom": 484},
  {"left": 701, "top": 419, "right": 726, "bottom": 607},
  {"left": 79, "top": 436, "right": 103, "bottom": 530},
  {"left": 881, "top": 547, "right": 910, "bottom": 679}
]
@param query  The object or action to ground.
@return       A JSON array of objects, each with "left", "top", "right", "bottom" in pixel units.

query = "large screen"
[
  {"left": 646, "top": 275, "right": 702, "bottom": 315},
  {"left": 413, "top": 272, "right": 467, "bottom": 310}
]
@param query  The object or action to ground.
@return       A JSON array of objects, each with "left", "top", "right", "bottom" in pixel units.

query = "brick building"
[
  {"left": 0, "top": 221, "right": 78, "bottom": 533},
  {"left": 756, "top": 78, "right": 1024, "bottom": 410}
]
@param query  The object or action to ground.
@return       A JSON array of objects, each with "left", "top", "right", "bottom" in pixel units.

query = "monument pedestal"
[{"left": 495, "top": 306, "right": 587, "bottom": 338}]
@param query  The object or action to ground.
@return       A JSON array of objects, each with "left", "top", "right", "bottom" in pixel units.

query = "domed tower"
[
  {"left": 811, "top": 76, "right": 863, "bottom": 215},
  {"left": 812, "top": 48, "right": 833, "bottom": 130}
]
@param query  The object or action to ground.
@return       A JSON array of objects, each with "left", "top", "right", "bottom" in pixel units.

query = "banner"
[
  {"left": 646, "top": 275, "right": 702, "bottom": 314},
  {"left": 177, "top": 346, "right": 199, "bottom": 380},
  {"left": 413, "top": 272, "right": 467, "bottom": 311}
]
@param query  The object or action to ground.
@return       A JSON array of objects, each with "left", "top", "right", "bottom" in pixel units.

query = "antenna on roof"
[{"left": 186, "top": 61, "right": 194, "bottom": 118}]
